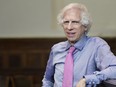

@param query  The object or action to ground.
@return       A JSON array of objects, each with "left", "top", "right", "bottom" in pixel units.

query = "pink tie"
[{"left": 62, "top": 46, "right": 75, "bottom": 87}]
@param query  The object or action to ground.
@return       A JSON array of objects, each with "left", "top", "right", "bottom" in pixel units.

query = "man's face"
[{"left": 62, "top": 8, "right": 85, "bottom": 44}]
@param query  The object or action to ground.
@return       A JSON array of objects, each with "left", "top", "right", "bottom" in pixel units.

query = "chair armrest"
[{"left": 103, "top": 80, "right": 116, "bottom": 87}]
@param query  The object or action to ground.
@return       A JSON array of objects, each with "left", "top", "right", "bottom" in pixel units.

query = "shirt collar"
[{"left": 66, "top": 34, "right": 88, "bottom": 51}]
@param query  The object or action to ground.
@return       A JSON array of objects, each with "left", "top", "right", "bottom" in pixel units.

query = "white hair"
[{"left": 57, "top": 3, "right": 92, "bottom": 33}]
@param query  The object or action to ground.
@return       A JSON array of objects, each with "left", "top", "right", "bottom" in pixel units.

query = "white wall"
[{"left": 0, "top": 0, "right": 116, "bottom": 38}]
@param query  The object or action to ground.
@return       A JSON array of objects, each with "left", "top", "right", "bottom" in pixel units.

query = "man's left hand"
[{"left": 76, "top": 78, "right": 86, "bottom": 87}]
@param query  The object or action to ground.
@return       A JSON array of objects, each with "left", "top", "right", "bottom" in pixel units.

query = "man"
[{"left": 42, "top": 3, "right": 116, "bottom": 87}]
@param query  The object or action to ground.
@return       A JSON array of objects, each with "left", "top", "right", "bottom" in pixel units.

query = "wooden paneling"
[
  {"left": 0, "top": 38, "right": 115, "bottom": 87},
  {"left": 0, "top": 38, "right": 65, "bottom": 87}
]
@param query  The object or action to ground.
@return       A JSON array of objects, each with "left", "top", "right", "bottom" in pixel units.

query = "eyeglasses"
[{"left": 62, "top": 20, "right": 81, "bottom": 26}]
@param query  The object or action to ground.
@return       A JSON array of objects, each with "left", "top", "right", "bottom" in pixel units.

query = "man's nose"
[{"left": 67, "top": 22, "right": 73, "bottom": 29}]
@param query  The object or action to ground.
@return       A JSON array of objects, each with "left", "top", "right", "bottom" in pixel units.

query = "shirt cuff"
[{"left": 84, "top": 74, "right": 100, "bottom": 85}]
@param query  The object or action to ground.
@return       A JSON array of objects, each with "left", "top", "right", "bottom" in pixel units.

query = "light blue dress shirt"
[{"left": 42, "top": 35, "right": 116, "bottom": 87}]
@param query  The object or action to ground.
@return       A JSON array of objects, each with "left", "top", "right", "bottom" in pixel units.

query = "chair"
[
  {"left": 0, "top": 76, "right": 15, "bottom": 87},
  {"left": 0, "top": 76, "right": 7, "bottom": 87}
]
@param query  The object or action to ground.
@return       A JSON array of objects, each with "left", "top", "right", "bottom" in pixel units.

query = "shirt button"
[
  {"left": 92, "top": 81, "right": 95, "bottom": 84},
  {"left": 89, "top": 82, "right": 91, "bottom": 84}
]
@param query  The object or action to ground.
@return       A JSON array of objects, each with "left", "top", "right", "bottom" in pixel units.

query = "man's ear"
[
  {"left": 84, "top": 27, "right": 87, "bottom": 31},
  {"left": 83, "top": 25, "right": 87, "bottom": 32}
]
